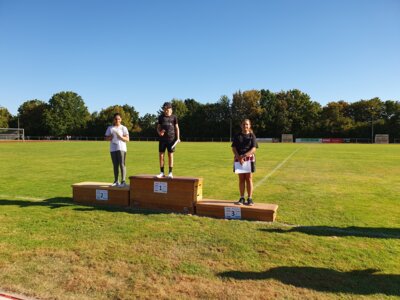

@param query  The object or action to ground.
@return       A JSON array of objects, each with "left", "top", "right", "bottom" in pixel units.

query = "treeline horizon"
[{"left": 1, "top": 89, "right": 399, "bottom": 140}]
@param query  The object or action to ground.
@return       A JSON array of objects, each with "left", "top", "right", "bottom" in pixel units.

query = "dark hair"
[
  {"left": 163, "top": 102, "right": 172, "bottom": 109},
  {"left": 113, "top": 113, "right": 121, "bottom": 119}
]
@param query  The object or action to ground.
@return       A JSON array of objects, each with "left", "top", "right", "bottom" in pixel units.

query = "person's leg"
[
  {"left": 110, "top": 151, "right": 119, "bottom": 183},
  {"left": 167, "top": 142, "right": 175, "bottom": 177},
  {"left": 168, "top": 152, "right": 173, "bottom": 168},
  {"left": 159, "top": 152, "right": 165, "bottom": 171},
  {"left": 119, "top": 151, "right": 126, "bottom": 183},
  {"left": 158, "top": 141, "right": 166, "bottom": 175},
  {"left": 245, "top": 173, "right": 253, "bottom": 197},
  {"left": 236, "top": 174, "right": 246, "bottom": 204},
  {"left": 245, "top": 173, "right": 254, "bottom": 205}
]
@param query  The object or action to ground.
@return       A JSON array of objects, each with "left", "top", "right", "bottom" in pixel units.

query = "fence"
[{"left": 7, "top": 136, "right": 400, "bottom": 143}]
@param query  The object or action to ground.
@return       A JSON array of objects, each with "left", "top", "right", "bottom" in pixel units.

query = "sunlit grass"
[{"left": 0, "top": 142, "right": 399, "bottom": 299}]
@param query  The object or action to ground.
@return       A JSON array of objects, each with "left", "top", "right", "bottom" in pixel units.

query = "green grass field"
[{"left": 0, "top": 141, "right": 399, "bottom": 299}]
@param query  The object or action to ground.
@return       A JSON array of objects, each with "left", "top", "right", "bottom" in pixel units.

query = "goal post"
[{"left": 0, "top": 128, "right": 25, "bottom": 141}]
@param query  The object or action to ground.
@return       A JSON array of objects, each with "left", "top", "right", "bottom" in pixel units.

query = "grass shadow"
[
  {"left": 0, "top": 197, "right": 177, "bottom": 216},
  {"left": 260, "top": 226, "right": 400, "bottom": 239},
  {"left": 218, "top": 267, "right": 400, "bottom": 296}
]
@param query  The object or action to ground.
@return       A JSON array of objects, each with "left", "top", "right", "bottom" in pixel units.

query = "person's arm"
[
  {"left": 117, "top": 127, "right": 129, "bottom": 142},
  {"left": 242, "top": 147, "right": 256, "bottom": 158},
  {"left": 232, "top": 146, "right": 245, "bottom": 164},
  {"left": 104, "top": 127, "right": 112, "bottom": 141},
  {"left": 157, "top": 124, "right": 164, "bottom": 136},
  {"left": 175, "top": 124, "right": 180, "bottom": 141},
  {"left": 118, "top": 134, "right": 129, "bottom": 142}
]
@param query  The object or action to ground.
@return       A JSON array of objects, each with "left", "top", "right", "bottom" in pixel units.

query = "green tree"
[
  {"left": 138, "top": 113, "right": 157, "bottom": 137},
  {"left": 260, "top": 89, "right": 291, "bottom": 137},
  {"left": 320, "top": 101, "right": 354, "bottom": 137},
  {"left": 17, "top": 100, "right": 48, "bottom": 136},
  {"left": 383, "top": 100, "right": 400, "bottom": 141},
  {"left": 0, "top": 107, "right": 11, "bottom": 128},
  {"left": 44, "top": 91, "right": 90, "bottom": 136},
  {"left": 231, "top": 90, "right": 263, "bottom": 133},
  {"left": 347, "top": 98, "right": 385, "bottom": 138},
  {"left": 95, "top": 105, "right": 138, "bottom": 134},
  {"left": 122, "top": 104, "right": 140, "bottom": 133}
]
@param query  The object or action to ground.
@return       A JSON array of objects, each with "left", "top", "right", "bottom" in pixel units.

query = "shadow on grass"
[
  {"left": 260, "top": 226, "right": 400, "bottom": 239},
  {"left": 0, "top": 197, "right": 170, "bottom": 216},
  {"left": 219, "top": 267, "right": 400, "bottom": 296}
]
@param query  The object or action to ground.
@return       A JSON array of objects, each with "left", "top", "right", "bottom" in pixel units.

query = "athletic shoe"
[
  {"left": 167, "top": 172, "right": 173, "bottom": 178},
  {"left": 110, "top": 181, "right": 119, "bottom": 187},
  {"left": 236, "top": 197, "right": 245, "bottom": 205},
  {"left": 247, "top": 198, "right": 254, "bottom": 206},
  {"left": 119, "top": 181, "right": 127, "bottom": 188},
  {"left": 156, "top": 173, "right": 165, "bottom": 178}
]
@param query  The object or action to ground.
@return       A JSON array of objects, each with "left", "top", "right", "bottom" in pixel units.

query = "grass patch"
[{"left": 0, "top": 142, "right": 399, "bottom": 299}]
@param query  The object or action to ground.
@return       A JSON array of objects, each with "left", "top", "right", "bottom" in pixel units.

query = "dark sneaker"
[
  {"left": 247, "top": 198, "right": 254, "bottom": 206},
  {"left": 236, "top": 197, "right": 245, "bottom": 205},
  {"left": 119, "top": 181, "right": 127, "bottom": 188}
]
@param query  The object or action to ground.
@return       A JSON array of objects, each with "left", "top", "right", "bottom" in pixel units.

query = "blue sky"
[{"left": 1, "top": 0, "right": 399, "bottom": 116}]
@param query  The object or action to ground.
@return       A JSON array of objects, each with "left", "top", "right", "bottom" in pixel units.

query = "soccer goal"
[{"left": 0, "top": 128, "right": 25, "bottom": 141}]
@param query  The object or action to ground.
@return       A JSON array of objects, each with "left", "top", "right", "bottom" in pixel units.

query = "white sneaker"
[
  {"left": 110, "top": 181, "right": 119, "bottom": 187},
  {"left": 156, "top": 173, "right": 165, "bottom": 178},
  {"left": 119, "top": 181, "right": 127, "bottom": 188},
  {"left": 167, "top": 172, "right": 173, "bottom": 178}
]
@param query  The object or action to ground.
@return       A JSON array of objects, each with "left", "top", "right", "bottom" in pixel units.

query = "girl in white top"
[{"left": 105, "top": 113, "right": 129, "bottom": 187}]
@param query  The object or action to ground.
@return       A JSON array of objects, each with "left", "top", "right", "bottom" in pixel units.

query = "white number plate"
[
  {"left": 96, "top": 189, "right": 108, "bottom": 201},
  {"left": 154, "top": 182, "right": 168, "bottom": 193},
  {"left": 224, "top": 206, "right": 241, "bottom": 219}
]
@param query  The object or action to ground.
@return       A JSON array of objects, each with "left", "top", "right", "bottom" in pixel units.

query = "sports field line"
[{"left": 254, "top": 147, "right": 301, "bottom": 190}]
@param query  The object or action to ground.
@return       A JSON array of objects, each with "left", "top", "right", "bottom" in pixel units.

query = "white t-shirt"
[{"left": 105, "top": 125, "right": 129, "bottom": 152}]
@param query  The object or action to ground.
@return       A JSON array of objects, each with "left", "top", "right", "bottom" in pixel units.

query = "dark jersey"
[
  {"left": 158, "top": 114, "right": 178, "bottom": 142},
  {"left": 231, "top": 132, "right": 258, "bottom": 155}
]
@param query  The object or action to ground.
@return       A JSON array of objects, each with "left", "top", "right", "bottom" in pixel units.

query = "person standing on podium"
[
  {"left": 105, "top": 113, "right": 130, "bottom": 187},
  {"left": 231, "top": 119, "right": 258, "bottom": 206},
  {"left": 156, "top": 102, "right": 180, "bottom": 178}
]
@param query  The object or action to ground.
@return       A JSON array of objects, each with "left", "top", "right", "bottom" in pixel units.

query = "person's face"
[
  {"left": 241, "top": 120, "right": 251, "bottom": 132},
  {"left": 164, "top": 107, "right": 172, "bottom": 116},
  {"left": 114, "top": 116, "right": 122, "bottom": 125}
]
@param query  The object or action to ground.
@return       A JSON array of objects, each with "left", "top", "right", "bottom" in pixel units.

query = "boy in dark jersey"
[{"left": 156, "top": 102, "right": 180, "bottom": 178}]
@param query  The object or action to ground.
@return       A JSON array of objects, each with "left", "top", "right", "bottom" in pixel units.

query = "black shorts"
[{"left": 159, "top": 140, "right": 175, "bottom": 153}]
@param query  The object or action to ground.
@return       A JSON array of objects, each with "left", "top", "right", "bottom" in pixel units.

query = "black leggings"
[{"left": 110, "top": 151, "right": 126, "bottom": 182}]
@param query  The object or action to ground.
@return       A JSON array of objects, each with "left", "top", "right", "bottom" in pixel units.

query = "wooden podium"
[
  {"left": 72, "top": 182, "right": 130, "bottom": 207},
  {"left": 129, "top": 175, "right": 203, "bottom": 214},
  {"left": 196, "top": 199, "right": 278, "bottom": 222}
]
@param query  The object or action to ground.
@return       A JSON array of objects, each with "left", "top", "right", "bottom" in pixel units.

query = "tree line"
[{"left": 1, "top": 90, "right": 399, "bottom": 140}]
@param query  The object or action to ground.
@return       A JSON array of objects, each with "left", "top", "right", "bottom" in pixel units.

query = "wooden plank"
[
  {"left": 72, "top": 182, "right": 130, "bottom": 207},
  {"left": 129, "top": 175, "right": 203, "bottom": 213},
  {"left": 196, "top": 199, "right": 278, "bottom": 222}
]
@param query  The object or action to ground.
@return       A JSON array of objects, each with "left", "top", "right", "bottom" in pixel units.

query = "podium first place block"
[
  {"left": 196, "top": 199, "right": 278, "bottom": 222},
  {"left": 129, "top": 175, "right": 203, "bottom": 214},
  {"left": 72, "top": 182, "right": 130, "bottom": 207}
]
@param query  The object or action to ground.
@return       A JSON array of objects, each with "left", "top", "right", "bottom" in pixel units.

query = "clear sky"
[{"left": 1, "top": 0, "right": 399, "bottom": 116}]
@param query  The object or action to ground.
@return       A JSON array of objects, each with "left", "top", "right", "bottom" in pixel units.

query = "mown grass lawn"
[{"left": 0, "top": 141, "right": 399, "bottom": 299}]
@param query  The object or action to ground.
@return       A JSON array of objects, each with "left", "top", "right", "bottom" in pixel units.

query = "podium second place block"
[
  {"left": 72, "top": 182, "right": 130, "bottom": 207},
  {"left": 129, "top": 175, "right": 203, "bottom": 214}
]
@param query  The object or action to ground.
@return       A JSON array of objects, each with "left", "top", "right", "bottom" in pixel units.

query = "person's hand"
[{"left": 159, "top": 129, "right": 165, "bottom": 136}]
